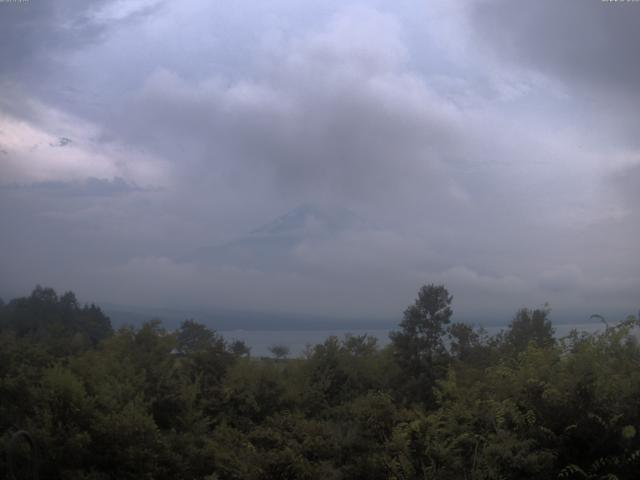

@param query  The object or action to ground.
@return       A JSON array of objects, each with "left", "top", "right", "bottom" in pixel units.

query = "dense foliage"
[{"left": 1, "top": 285, "right": 639, "bottom": 479}]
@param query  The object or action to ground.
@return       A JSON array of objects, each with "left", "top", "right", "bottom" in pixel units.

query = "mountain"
[
  {"left": 179, "top": 204, "right": 363, "bottom": 271},
  {"left": 249, "top": 204, "right": 360, "bottom": 237},
  {"left": 103, "top": 303, "right": 394, "bottom": 331}
]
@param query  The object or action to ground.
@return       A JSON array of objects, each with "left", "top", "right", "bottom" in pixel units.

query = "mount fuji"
[{"left": 179, "top": 205, "right": 365, "bottom": 271}]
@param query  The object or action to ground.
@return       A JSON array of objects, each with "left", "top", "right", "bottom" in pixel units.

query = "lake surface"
[{"left": 220, "top": 322, "right": 606, "bottom": 357}]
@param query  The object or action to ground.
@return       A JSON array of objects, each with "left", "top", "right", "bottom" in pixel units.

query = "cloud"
[
  {"left": 1, "top": 177, "right": 151, "bottom": 197},
  {"left": 97, "top": 4, "right": 613, "bottom": 236},
  {"left": 469, "top": 0, "right": 640, "bottom": 146},
  {"left": 610, "top": 161, "right": 640, "bottom": 213},
  {"left": 0, "top": 1, "right": 638, "bottom": 322},
  {"left": 0, "top": 0, "right": 162, "bottom": 80},
  {"left": 0, "top": 1, "right": 103, "bottom": 76},
  {"left": 0, "top": 104, "right": 169, "bottom": 185},
  {"left": 471, "top": 0, "right": 640, "bottom": 93},
  {"left": 103, "top": 7, "right": 468, "bottom": 210},
  {"left": 539, "top": 265, "right": 583, "bottom": 293},
  {"left": 441, "top": 266, "right": 526, "bottom": 295}
]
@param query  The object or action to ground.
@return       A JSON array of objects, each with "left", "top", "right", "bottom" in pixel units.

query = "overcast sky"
[{"left": 0, "top": 0, "right": 638, "bottom": 323}]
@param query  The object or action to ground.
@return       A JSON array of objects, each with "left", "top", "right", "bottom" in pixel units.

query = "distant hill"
[{"left": 103, "top": 303, "right": 395, "bottom": 332}]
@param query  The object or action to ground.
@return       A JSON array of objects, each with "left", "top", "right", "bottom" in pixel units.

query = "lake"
[{"left": 220, "top": 322, "right": 607, "bottom": 357}]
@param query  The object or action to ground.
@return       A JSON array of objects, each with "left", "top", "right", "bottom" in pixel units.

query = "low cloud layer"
[{"left": 1, "top": 0, "right": 638, "bottom": 323}]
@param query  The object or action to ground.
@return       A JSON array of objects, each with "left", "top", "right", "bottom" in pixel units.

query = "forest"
[{"left": 1, "top": 285, "right": 639, "bottom": 479}]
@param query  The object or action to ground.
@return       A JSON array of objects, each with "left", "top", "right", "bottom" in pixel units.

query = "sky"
[{"left": 0, "top": 0, "right": 638, "bottom": 324}]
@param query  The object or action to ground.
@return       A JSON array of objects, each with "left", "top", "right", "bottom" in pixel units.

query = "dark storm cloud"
[
  {"left": 471, "top": 0, "right": 640, "bottom": 93},
  {"left": 0, "top": 0, "right": 109, "bottom": 76}
]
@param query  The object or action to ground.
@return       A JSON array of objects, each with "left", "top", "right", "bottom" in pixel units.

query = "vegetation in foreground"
[{"left": 1, "top": 285, "right": 639, "bottom": 479}]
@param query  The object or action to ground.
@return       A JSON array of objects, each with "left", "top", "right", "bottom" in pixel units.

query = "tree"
[
  {"left": 177, "top": 319, "right": 219, "bottom": 354},
  {"left": 447, "top": 322, "right": 492, "bottom": 367},
  {"left": 504, "top": 306, "right": 555, "bottom": 353},
  {"left": 390, "top": 284, "right": 453, "bottom": 405},
  {"left": 229, "top": 339, "right": 251, "bottom": 357},
  {"left": 269, "top": 344, "right": 290, "bottom": 360},
  {"left": 0, "top": 286, "right": 112, "bottom": 349}
]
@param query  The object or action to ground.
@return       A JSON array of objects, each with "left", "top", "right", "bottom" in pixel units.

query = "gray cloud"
[
  {"left": 0, "top": 1, "right": 108, "bottom": 77},
  {"left": 611, "top": 162, "right": 640, "bottom": 210},
  {"left": 1, "top": 176, "right": 151, "bottom": 197},
  {"left": 470, "top": 0, "right": 640, "bottom": 147},
  {"left": 0, "top": 0, "right": 164, "bottom": 125},
  {"left": 471, "top": 0, "right": 640, "bottom": 93},
  {"left": 0, "top": 0, "right": 167, "bottom": 72},
  {"left": 0, "top": 1, "right": 638, "bottom": 322}
]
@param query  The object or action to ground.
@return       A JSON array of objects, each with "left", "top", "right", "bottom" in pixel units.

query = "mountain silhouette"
[{"left": 180, "top": 205, "right": 363, "bottom": 271}]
